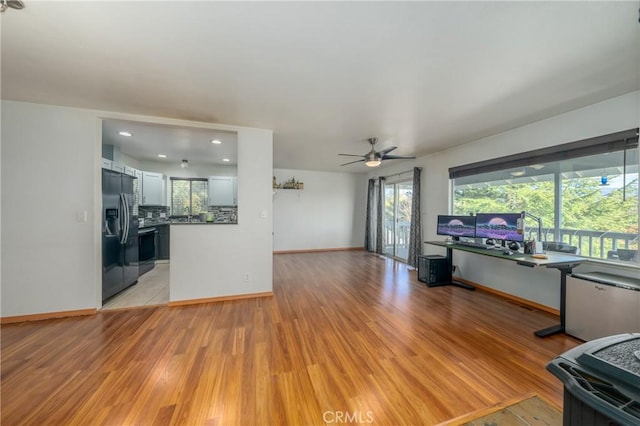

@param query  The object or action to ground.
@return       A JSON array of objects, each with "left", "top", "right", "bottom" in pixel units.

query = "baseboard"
[
  {"left": 167, "top": 291, "right": 274, "bottom": 307},
  {"left": 455, "top": 277, "right": 560, "bottom": 316},
  {"left": 1, "top": 308, "right": 97, "bottom": 324},
  {"left": 274, "top": 247, "right": 364, "bottom": 254}
]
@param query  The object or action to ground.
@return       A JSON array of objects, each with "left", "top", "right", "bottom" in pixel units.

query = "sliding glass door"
[{"left": 384, "top": 181, "right": 413, "bottom": 261}]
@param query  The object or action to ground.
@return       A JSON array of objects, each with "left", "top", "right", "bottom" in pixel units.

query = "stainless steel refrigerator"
[{"left": 102, "top": 169, "right": 139, "bottom": 302}]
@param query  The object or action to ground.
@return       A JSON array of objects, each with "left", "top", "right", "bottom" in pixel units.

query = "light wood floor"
[{"left": 1, "top": 251, "right": 581, "bottom": 425}]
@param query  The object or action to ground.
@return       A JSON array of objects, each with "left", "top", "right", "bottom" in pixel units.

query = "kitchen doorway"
[{"left": 99, "top": 117, "right": 238, "bottom": 310}]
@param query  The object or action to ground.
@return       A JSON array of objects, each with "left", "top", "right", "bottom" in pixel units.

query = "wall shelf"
[{"left": 273, "top": 176, "right": 304, "bottom": 190}]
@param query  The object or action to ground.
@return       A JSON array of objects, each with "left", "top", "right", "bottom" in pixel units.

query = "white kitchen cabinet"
[
  {"left": 208, "top": 176, "right": 237, "bottom": 206},
  {"left": 123, "top": 166, "right": 137, "bottom": 177},
  {"left": 141, "top": 171, "right": 164, "bottom": 205},
  {"left": 566, "top": 274, "right": 640, "bottom": 341},
  {"left": 111, "top": 162, "right": 125, "bottom": 173},
  {"left": 134, "top": 169, "right": 143, "bottom": 205},
  {"left": 101, "top": 158, "right": 113, "bottom": 169}
]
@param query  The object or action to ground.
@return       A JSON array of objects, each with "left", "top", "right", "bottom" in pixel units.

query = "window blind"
[{"left": 448, "top": 128, "right": 639, "bottom": 179}]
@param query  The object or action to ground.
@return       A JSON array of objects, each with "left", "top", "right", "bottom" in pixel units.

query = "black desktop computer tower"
[{"left": 417, "top": 255, "right": 450, "bottom": 287}]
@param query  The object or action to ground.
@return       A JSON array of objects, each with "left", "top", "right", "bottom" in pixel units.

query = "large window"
[
  {"left": 451, "top": 130, "right": 639, "bottom": 265},
  {"left": 384, "top": 180, "right": 413, "bottom": 261},
  {"left": 171, "top": 178, "right": 208, "bottom": 217}
]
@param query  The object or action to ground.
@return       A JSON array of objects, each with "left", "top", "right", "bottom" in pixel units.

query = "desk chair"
[{"left": 543, "top": 241, "right": 579, "bottom": 255}]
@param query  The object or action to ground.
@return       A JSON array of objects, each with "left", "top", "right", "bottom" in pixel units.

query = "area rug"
[{"left": 436, "top": 393, "right": 562, "bottom": 426}]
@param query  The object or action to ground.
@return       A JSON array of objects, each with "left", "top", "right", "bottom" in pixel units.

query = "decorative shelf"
[{"left": 273, "top": 177, "right": 304, "bottom": 190}]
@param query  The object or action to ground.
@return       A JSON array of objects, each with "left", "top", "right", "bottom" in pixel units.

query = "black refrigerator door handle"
[
  {"left": 125, "top": 196, "right": 130, "bottom": 240},
  {"left": 119, "top": 193, "right": 124, "bottom": 244},
  {"left": 122, "top": 194, "right": 131, "bottom": 244},
  {"left": 119, "top": 193, "right": 128, "bottom": 244}
]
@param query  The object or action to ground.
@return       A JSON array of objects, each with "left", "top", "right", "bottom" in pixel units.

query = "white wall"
[
  {"left": 1, "top": 102, "right": 99, "bottom": 316},
  {"left": 139, "top": 161, "right": 236, "bottom": 179},
  {"left": 413, "top": 91, "right": 639, "bottom": 308},
  {"left": 170, "top": 127, "right": 273, "bottom": 301},
  {"left": 272, "top": 169, "right": 367, "bottom": 251},
  {"left": 0, "top": 100, "right": 273, "bottom": 317}
]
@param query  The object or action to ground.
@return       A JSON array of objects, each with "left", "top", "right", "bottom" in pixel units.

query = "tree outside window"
[
  {"left": 453, "top": 147, "right": 638, "bottom": 263},
  {"left": 171, "top": 178, "right": 208, "bottom": 217}
]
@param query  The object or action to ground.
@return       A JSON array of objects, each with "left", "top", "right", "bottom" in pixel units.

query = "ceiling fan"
[
  {"left": 339, "top": 138, "right": 416, "bottom": 167},
  {"left": 0, "top": 0, "right": 25, "bottom": 13}
]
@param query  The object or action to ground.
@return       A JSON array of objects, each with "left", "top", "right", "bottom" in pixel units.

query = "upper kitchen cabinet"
[
  {"left": 101, "top": 158, "right": 133, "bottom": 176},
  {"left": 111, "top": 163, "right": 125, "bottom": 173},
  {"left": 123, "top": 166, "right": 137, "bottom": 177},
  {"left": 208, "top": 176, "right": 237, "bottom": 206},
  {"left": 141, "top": 171, "right": 164, "bottom": 205},
  {"left": 134, "top": 169, "right": 143, "bottom": 204}
]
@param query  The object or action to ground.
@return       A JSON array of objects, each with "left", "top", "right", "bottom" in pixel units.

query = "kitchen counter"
[
  {"left": 139, "top": 219, "right": 237, "bottom": 227},
  {"left": 139, "top": 220, "right": 170, "bottom": 228},
  {"left": 170, "top": 220, "right": 237, "bottom": 225}
]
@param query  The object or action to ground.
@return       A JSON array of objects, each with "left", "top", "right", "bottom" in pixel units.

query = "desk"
[{"left": 425, "top": 240, "right": 584, "bottom": 337}]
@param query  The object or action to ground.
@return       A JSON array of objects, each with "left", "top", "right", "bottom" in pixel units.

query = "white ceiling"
[
  {"left": 2, "top": 1, "right": 639, "bottom": 173},
  {"left": 102, "top": 119, "right": 238, "bottom": 167}
]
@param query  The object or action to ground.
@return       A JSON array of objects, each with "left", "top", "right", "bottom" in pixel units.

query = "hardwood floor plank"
[{"left": 1, "top": 251, "right": 581, "bottom": 425}]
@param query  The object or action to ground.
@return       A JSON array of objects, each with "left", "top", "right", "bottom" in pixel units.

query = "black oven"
[{"left": 138, "top": 227, "right": 157, "bottom": 276}]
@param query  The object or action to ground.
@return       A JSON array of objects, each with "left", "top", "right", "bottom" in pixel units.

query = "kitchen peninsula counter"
[
  {"left": 139, "top": 220, "right": 237, "bottom": 227},
  {"left": 139, "top": 220, "right": 169, "bottom": 228},
  {"left": 169, "top": 220, "right": 237, "bottom": 225}
]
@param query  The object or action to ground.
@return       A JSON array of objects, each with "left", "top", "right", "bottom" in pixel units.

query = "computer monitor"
[
  {"left": 475, "top": 213, "right": 524, "bottom": 242},
  {"left": 436, "top": 215, "right": 476, "bottom": 239}
]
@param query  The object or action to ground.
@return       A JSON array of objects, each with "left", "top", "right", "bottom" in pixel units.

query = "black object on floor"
[{"left": 546, "top": 333, "right": 640, "bottom": 426}]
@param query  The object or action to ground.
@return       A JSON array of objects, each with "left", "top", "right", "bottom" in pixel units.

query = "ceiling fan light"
[{"left": 365, "top": 159, "right": 381, "bottom": 167}]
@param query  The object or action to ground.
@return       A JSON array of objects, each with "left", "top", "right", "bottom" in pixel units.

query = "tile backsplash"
[
  {"left": 138, "top": 205, "right": 170, "bottom": 220},
  {"left": 138, "top": 205, "right": 237, "bottom": 223},
  {"left": 207, "top": 206, "right": 238, "bottom": 223}
]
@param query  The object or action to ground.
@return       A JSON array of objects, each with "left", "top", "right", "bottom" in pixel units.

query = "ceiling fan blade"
[
  {"left": 381, "top": 154, "right": 416, "bottom": 160},
  {"left": 378, "top": 146, "right": 398, "bottom": 156},
  {"left": 340, "top": 159, "right": 365, "bottom": 166},
  {"left": 338, "top": 153, "right": 365, "bottom": 157}
]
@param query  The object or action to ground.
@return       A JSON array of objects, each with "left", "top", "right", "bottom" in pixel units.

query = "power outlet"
[{"left": 243, "top": 272, "right": 251, "bottom": 282}]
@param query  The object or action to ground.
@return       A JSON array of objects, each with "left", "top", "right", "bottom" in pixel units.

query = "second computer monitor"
[
  {"left": 437, "top": 215, "right": 476, "bottom": 239},
  {"left": 475, "top": 213, "right": 524, "bottom": 242}
]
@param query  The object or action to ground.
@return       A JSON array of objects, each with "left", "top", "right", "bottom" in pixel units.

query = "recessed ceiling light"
[
  {"left": 118, "top": 131, "right": 132, "bottom": 137},
  {"left": 211, "top": 139, "right": 222, "bottom": 144},
  {"left": 530, "top": 164, "right": 545, "bottom": 170},
  {"left": 510, "top": 170, "right": 526, "bottom": 177},
  {"left": 223, "top": 158, "right": 230, "bottom": 162},
  {"left": 157, "top": 154, "right": 167, "bottom": 158}
]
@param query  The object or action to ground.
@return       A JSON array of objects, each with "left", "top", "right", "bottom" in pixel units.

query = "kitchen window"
[
  {"left": 171, "top": 178, "right": 208, "bottom": 217},
  {"left": 450, "top": 129, "right": 639, "bottom": 265}
]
